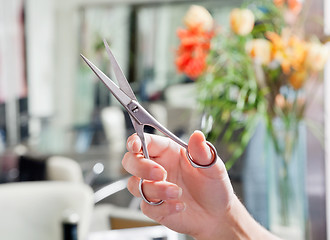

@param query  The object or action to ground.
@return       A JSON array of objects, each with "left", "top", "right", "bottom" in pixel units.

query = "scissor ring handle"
[
  {"left": 139, "top": 141, "right": 217, "bottom": 206},
  {"left": 139, "top": 178, "right": 164, "bottom": 206},
  {"left": 186, "top": 141, "right": 218, "bottom": 169}
]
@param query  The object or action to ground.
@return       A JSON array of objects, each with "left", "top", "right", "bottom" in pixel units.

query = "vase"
[
  {"left": 266, "top": 118, "right": 308, "bottom": 240},
  {"left": 242, "top": 119, "right": 268, "bottom": 228}
]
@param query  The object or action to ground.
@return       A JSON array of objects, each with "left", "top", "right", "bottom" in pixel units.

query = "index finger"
[{"left": 126, "top": 133, "right": 177, "bottom": 158}]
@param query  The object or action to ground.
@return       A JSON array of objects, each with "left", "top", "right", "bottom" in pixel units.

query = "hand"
[{"left": 122, "top": 130, "right": 235, "bottom": 239}]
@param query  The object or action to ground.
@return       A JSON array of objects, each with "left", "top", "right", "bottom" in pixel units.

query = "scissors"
[{"left": 81, "top": 40, "right": 218, "bottom": 206}]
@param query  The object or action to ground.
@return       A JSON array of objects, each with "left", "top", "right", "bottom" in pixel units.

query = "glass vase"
[{"left": 266, "top": 118, "right": 308, "bottom": 240}]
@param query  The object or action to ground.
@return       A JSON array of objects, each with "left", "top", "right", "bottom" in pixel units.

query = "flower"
[
  {"left": 274, "top": 0, "right": 302, "bottom": 15},
  {"left": 230, "top": 8, "right": 255, "bottom": 36},
  {"left": 183, "top": 5, "right": 214, "bottom": 32},
  {"left": 275, "top": 93, "right": 286, "bottom": 109},
  {"left": 175, "top": 1, "right": 329, "bottom": 168},
  {"left": 175, "top": 2, "right": 327, "bottom": 233},
  {"left": 266, "top": 30, "right": 308, "bottom": 74},
  {"left": 289, "top": 69, "right": 307, "bottom": 90},
  {"left": 245, "top": 39, "right": 272, "bottom": 65},
  {"left": 288, "top": 0, "right": 302, "bottom": 13},
  {"left": 175, "top": 6, "right": 214, "bottom": 79},
  {"left": 305, "top": 42, "right": 330, "bottom": 72}
]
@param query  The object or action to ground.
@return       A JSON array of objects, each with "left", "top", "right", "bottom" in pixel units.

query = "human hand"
[{"left": 122, "top": 130, "right": 235, "bottom": 239}]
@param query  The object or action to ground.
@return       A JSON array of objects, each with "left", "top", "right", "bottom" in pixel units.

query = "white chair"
[
  {"left": 0, "top": 181, "right": 94, "bottom": 240},
  {"left": 47, "top": 156, "right": 84, "bottom": 183}
]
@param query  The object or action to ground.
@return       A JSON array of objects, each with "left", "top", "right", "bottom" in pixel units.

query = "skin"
[{"left": 122, "top": 130, "right": 282, "bottom": 240}]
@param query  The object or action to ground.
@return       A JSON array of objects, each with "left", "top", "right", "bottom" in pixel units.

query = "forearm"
[{"left": 195, "top": 195, "right": 282, "bottom": 240}]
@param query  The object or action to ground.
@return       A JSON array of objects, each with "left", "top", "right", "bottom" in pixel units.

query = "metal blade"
[
  {"left": 103, "top": 39, "right": 137, "bottom": 101},
  {"left": 102, "top": 39, "right": 141, "bottom": 134},
  {"left": 80, "top": 54, "right": 131, "bottom": 107}
]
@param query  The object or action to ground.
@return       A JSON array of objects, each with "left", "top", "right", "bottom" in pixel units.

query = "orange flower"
[
  {"left": 287, "top": 0, "right": 302, "bottom": 15},
  {"left": 230, "top": 8, "right": 255, "bottom": 36},
  {"left": 275, "top": 94, "right": 286, "bottom": 109},
  {"left": 245, "top": 39, "right": 272, "bottom": 65},
  {"left": 288, "top": 36, "right": 307, "bottom": 71},
  {"left": 266, "top": 31, "right": 290, "bottom": 73},
  {"left": 176, "top": 25, "right": 214, "bottom": 79},
  {"left": 184, "top": 5, "right": 214, "bottom": 32},
  {"left": 289, "top": 70, "right": 307, "bottom": 90},
  {"left": 273, "top": 0, "right": 302, "bottom": 15},
  {"left": 266, "top": 30, "right": 307, "bottom": 74},
  {"left": 273, "top": 0, "right": 285, "bottom": 7}
]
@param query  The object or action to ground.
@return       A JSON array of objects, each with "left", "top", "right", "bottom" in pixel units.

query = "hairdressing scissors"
[{"left": 81, "top": 40, "right": 218, "bottom": 206}]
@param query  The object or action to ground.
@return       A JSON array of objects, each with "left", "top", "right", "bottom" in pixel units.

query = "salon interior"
[{"left": 0, "top": 0, "right": 329, "bottom": 239}]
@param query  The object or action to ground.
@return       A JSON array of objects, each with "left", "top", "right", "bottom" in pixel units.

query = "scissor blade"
[
  {"left": 103, "top": 39, "right": 137, "bottom": 101},
  {"left": 81, "top": 54, "right": 131, "bottom": 107}
]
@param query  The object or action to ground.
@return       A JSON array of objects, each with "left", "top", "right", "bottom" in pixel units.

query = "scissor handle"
[
  {"left": 139, "top": 179, "right": 164, "bottom": 206},
  {"left": 138, "top": 140, "right": 217, "bottom": 207},
  {"left": 131, "top": 102, "right": 218, "bottom": 206},
  {"left": 138, "top": 140, "right": 218, "bottom": 206},
  {"left": 127, "top": 101, "right": 218, "bottom": 169},
  {"left": 186, "top": 141, "right": 218, "bottom": 169}
]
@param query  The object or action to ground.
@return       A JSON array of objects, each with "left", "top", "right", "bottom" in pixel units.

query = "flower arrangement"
[
  {"left": 175, "top": 1, "right": 329, "bottom": 168},
  {"left": 175, "top": 5, "right": 214, "bottom": 79}
]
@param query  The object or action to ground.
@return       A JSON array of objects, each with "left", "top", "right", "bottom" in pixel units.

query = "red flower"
[
  {"left": 175, "top": 25, "right": 214, "bottom": 79},
  {"left": 273, "top": 0, "right": 302, "bottom": 15}
]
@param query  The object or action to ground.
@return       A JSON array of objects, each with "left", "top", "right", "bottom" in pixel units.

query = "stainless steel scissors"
[{"left": 81, "top": 40, "right": 218, "bottom": 206}]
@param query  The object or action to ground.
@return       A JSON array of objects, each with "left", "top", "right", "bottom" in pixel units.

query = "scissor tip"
[
  {"left": 103, "top": 38, "right": 109, "bottom": 46},
  {"left": 80, "top": 54, "right": 93, "bottom": 68},
  {"left": 80, "top": 54, "right": 89, "bottom": 62}
]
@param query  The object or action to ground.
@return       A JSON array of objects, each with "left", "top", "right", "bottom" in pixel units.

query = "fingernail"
[
  {"left": 166, "top": 186, "right": 182, "bottom": 199},
  {"left": 175, "top": 202, "right": 186, "bottom": 212},
  {"left": 194, "top": 130, "right": 205, "bottom": 140},
  {"left": 128, "top": 140, "right": 134, "bottom": 150},
  {"left": 150, "top": 167, "right": 165, "bottom": 181}
]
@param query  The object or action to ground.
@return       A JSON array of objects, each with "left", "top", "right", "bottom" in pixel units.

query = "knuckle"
[
  {"left": 121, "top": 152, "right": 130, "bottom": 167},
  {"left": 140, "top": 201, "right": 149, "bottom": 215},
  {"left": 156, "top": 183, "right": 168, "bottom": 193},
  {"left": 127, "top": 176, "right": 140, "bottom": 197},
  {"left": 126, "top": 177, "right": 135, "bottom": 193}
]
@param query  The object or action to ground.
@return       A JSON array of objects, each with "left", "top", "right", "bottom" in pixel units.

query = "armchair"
[{"left": 0, "top": 181, "right": 94, "bottom": 240}]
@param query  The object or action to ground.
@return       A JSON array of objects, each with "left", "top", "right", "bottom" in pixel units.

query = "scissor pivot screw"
[{"left": 132, "top": 106, "right": 139, "bottom": 113}]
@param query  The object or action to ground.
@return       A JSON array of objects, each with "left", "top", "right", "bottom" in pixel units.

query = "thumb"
[
  {"left": 188, "top": 130, "right": 214, "bottom": 166},
  {"left": 188, "top": 131, "right": 228, "bottom": 179}
]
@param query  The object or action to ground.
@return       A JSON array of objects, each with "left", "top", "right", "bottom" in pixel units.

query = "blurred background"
[{"left": 0, "top": 0, "right": 328, "bottom": 239}]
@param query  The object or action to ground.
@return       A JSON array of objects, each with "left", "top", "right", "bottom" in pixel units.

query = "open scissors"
[{"left": 81, "top": 40, "right": 218, "bottom": 206}]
